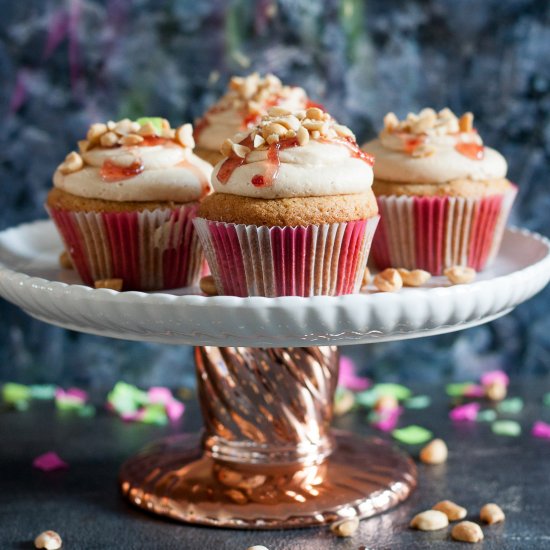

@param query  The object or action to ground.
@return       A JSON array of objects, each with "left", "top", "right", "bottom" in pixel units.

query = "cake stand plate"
[
  {"left": 1, "top": 220, "right": 549, "bottom": 530},
  {"left": 0, "top": 220, "right": 549, "bottom": 347}
]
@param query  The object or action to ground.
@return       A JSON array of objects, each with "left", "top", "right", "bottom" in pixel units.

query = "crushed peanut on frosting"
[
  {"left": 219, "top": 107, "right": 356, "bottom": 157},
  {"left": 221, "top": 73, "right": 300, "bottom": 115},
  {"left": 58, "top": 118, "right": 195, "bottom": 174},
  {"left": 383, "top": 107, "right": 475, "bottom": 137}
]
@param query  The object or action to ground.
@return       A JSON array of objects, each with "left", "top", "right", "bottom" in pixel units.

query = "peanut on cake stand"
[{"left": 0, "top": 219, "right": 549, "bottom": 529}]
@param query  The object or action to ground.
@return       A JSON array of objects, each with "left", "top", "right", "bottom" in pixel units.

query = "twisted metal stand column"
[{"left": 120, "top": 346, "right": 416, "bottom": 529}]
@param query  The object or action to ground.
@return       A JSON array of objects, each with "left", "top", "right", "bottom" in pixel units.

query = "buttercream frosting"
[
  {"left": 211, "top": 107, "right": 374, "bottom": 199},
  {"left": 362, "top": 108, "right": 508, "bottom": 184},
  {"left": 53, "top": 118, "right": 213, "bottom": 202},
  {"left": 196, "top": 73, "right": 309, "bottom": 152}
]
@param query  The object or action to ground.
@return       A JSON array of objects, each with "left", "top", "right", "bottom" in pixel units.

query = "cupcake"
[
  {"left": 47, "top": 117, "right": 212, "bottom": 290},
  {"left": 362, "top": 109, "right": 516, "bottom": 274},
  {"left": 194, "top": 107, "right": 379, "bottom": 297},
  {"left": 194, "top": 72, "right": 310, "bottom": 166}
]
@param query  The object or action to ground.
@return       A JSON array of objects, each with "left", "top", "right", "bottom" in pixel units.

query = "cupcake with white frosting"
[
  {"left": 194, "top": 72, "right": 310, "bottom": 166},
  {"left": 47, "top": 117, "right": 212, "bottom": 290},
  {"left": 194, "top": 107, "right": 379, "bottom": 297},
  {"left": 362, "top": 108, "right": 516, "bottom": 274}
]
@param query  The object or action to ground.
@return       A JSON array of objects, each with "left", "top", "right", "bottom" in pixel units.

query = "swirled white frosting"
[
  {"left": 212, "top": 140, "right": 374, "bottom": 199},
  {"left": 54, "top": 143, "right": 213, "bottom": 202},
  {"left": 197, "top": 86, "right": 308, "bottom": 152},
  {"left": 363, "top": 135, "right": 507, "bottom": 183}
]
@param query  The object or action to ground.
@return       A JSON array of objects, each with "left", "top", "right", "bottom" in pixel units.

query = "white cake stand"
[{"left": 1, "top": 219, "right": 549, "bottom": 529}]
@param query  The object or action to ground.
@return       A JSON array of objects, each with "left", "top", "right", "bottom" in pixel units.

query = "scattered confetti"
[
  {"left": 492, "top": 420, "right": 521, "bottom": 437},
  {"left": 543, "top": 393, "right": 550, "bottom": 408},
  {"left": 445, "top": 382, "right": 476, "bottom": 397},
  {"left": 496, "top": 397, "right": 524, "bottom": 415},
  {"left": 481, "top": 370, "right": 509, "bottom": 387},
  {"left": 334, "top": 387, "right": 355, "bottom": 416},
  {"left": 476, "top": 409, "right": 497, "bottom": 422},
  {"left": 449, "top": 402, "right": 480, "bottom": 422},
  {"left": 369, "top": 408, "right": 402, "bottom": 432},
  {"left": 338, "top": 356, "right": 371, "bottom": 391},
  {"left": 371, "top": 383, "right": 411, "bottom": 401},
  {"left": 532, "top": 421, "right": 550, "bottom": 439},
  {"left": 55, "top": 387, "right": 88, "bottom": 411},
  {"left": 354, "top": 389, "right": 378, "bottom": 408},
  {"left": 463, "top": 385, "right": 485, "bottom": 398},
  {"left": 33, "top": 452, "right": 68, "bottom": 472},
  {"left": 404, "top": 395, "right": 432, "bottom": 409},
  {"left": 77, "top": 404, "right": 96, "bottom": 417},
  {"left": 107, "top": 382, "right": 184, "bottom": 424},
  {"left": 29, "top": 385, "right": 57, "bottom": 400},
  {"left": 2, "top": 382, "right": 31, "bottom": 407},
  {"left": 392, "top": 425, "right": 433, "bottom": 445}
]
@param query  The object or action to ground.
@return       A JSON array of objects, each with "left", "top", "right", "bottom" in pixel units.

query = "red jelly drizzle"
[
  {"left": 177, "top": 160, "right": 211, "bottom": 195},
  {"left": 324, "top": 136, "right": 375, "bottom": 166},
  {"left": 100, "top": 159, "right": 144, "bottom": 182},
  {"left": 193, "top": 117, "right": 209, "bottom": 140},
  {"left": 305, "top": 99, "right": 325, "bottom": 111},
  {"left": 455, "top": 142, "right": 484, "bottom": 160},
  {"left": 140, "top": 135, "right": 169, "bottom": 147},
  {"left": 251, "top": 175, "right": 265, "bottom": 187},
  {"left": 404, "top": 136, "right": 426, "bottom": 154}
]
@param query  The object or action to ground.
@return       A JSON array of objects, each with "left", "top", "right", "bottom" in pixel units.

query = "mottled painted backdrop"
[{"left": 1, "top": 0, "right": 549, "bottom": 390}]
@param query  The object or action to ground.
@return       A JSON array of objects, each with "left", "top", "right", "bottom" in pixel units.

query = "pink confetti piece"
[
  {"left": 338, "top": 356, "right": 371, "bottom": 392},
  {"left": 33, "top": 452, "right": 68, "bottom": 472},
  {"left": 372, "top": 408, "right": 402, "bottom": 432},
  {"left": 120, "top": 409, "right": 145, "bottom": 422},
  {"left": 463, "top": 384, "right": 485, "bottom": 398},
  {"left": 166, "top": 400, "right": 185, "bottom": 422},
  {"left": 532, "top": 421, "right": 550, "bottom": 439},
  {"left": 450, "top": 402, "right": 480, "bottom": 422},
  {"left": 481, "top": 370, "right": 509, "bottom": 388},
  {"left": 148, "top": 387, "right": 174, "bottom": 404},
  {"left": 55, "top": 387, "right": 87, "bottom": 403}
]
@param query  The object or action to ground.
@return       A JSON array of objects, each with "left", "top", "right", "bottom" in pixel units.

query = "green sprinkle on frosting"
[{"left": 135, "top": 117, "right": 164, "bottom": 134}]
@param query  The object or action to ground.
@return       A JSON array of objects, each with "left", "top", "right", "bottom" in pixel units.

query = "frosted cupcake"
[
  {"left": 47, "top": 117, "right": 212, "bottom": 290},
  {"left": 194, "top": 73, "right": 310, "bottom": 166},
  {"left": 362, "top": 109, "right": 516, "bottom": 274},
  {"left": 194, "top": 107, "right": 379, "bottom": 297}
]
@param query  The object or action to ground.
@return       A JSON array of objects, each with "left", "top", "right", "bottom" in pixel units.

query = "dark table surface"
[{"left": 1, "top": 378, "right": 549, "bottom": 550}]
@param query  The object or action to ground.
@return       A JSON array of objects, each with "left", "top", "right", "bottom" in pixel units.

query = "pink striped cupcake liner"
[
  {"left": 371, "top": 187, "right": 517, "bottom": 274},
  {"left": 47, "top": 203, "right": 203, "bottom": 290},
  {"left": 194, "top": 216, "right": 380, "bottom": 297}
]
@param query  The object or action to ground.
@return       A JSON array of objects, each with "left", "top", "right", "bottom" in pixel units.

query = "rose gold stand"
[{"left": 120, "top": 346, "right": 416, "bottom": 529}]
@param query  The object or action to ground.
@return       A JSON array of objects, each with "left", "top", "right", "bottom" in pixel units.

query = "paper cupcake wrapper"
[
  {"left": 194, "top": 217, "right": 379, "bottom": 297},
  {"left": 47, "top": 204, "right": 203, "bottom": 290},
  {"left": 371, "top": 187, "right": 517, "bottom": 274}
]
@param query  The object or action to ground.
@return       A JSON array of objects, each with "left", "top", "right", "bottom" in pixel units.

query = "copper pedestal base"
[{"left": 120, "top": 430, "right": 416, "bottom": 529}]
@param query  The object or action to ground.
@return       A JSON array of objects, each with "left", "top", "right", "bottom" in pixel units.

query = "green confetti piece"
[
  {"left": 371, "top": 383, "right": 411, "bottom": 401},
  {"left": 476, "top": 409, "right": 497, "bottom": 422},
  {"left": 56, "top": 397, "right": 86, "bottom": 411},
  {"left": 445, "top": 382, "right": 475, "bottom": 397},
  {"left": 107, "top": 382, "right": 149, "bottom": 415},
  {"left": 135, "top": 117, "right": 164, "bottom": 134},
  {"left": 496, "top": 397, "right": 524, "bottom": 415},
  {"left": 140, "top": 403, "right": 168, "bottom": 426},
  {"left": 29, "top": 385, "right": 57, "bottom": 400},
  {"left": 404, "top": 395, "right": 431, "bottom": 410},
  {"left": 355, "top": 389, "right": 378, "bottom": 408},
  {"left": 13, "top": 400, "right": 30, "bottom": 411},
  {"left": 2, "top": 383, "right": 31, "bottom": 405},
  {"left": 392, "top": 425, "right": 433, "bottom": 445},
  {"left": 543, "top": 393, "right": 550, "bottom": 408},
  {"left": 77, "top": 404, "right": 96, "bottom": 418},
  {"left": 492, "top": 420, "right": 521, "bottom": 437}
]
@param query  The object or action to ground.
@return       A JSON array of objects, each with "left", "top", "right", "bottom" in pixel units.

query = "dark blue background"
[{"left": 1, "top": 0, "right": 549, "bottom": 389}]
